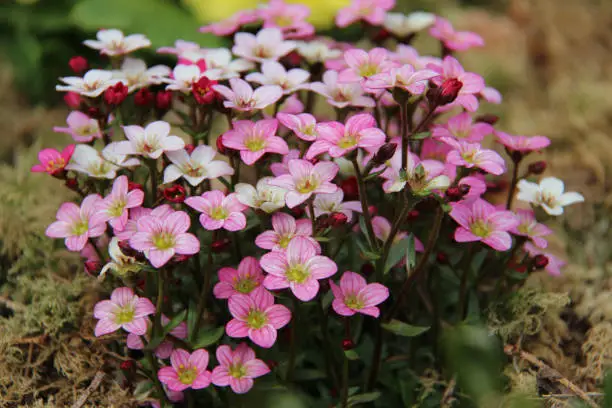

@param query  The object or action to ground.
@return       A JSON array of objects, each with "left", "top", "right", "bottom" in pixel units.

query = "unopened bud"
[
  {"left": 330, "top": 212, "right": 348, "bottom": 227},
  {"left": 184, "top": 144, "right": 196, "bottom": 155},
  {"left": 436, "top": 252, "right": 449, "bottom": 264},
  {"left": 120, "top": 360, "right": 134, "bottom": 371},
  {"left": 533, "top": 254, "right": 549, "bottom": 270},
  {"left": 104, "top": 82, "right": 128, "bottom": 106},
  {"left": 84, "top": 261, "right": 101, "bottom": 276},
  {"left": 69, "top": 56, "right": 89, "bottom": 75},
  {"left": 427, "top": 78, "right": 463, "bottom": 106},
  {"left": 406, "top": 209, "right": 420, "bottom": 222},
  {"left": 372, "top": 143, "right": 397, "bottom": 164},
  {"left": 64, "top": 92, "right": 82, "bottom": 109},
  {"left": 528, "top": 161, "right": 547, "bottom": 175},
  {"left": 445, "top": 186, "right": 462, "bottom": 201},
  {"left": 458, "top": 184, "right": 471, "bottom": 196},
  {"left": 216, "top": 136, "right": 227, "bottom": 155},
  {"left": 342, "top": 338, "right": 355, "bottom": 350},
  {"left": 134, "top": 88, "right": 154, "bottom": 106},
  {"left": 360, "top": 263, "right": 375, "bottom": 275},
  {"left": 155, "top": 90, "right": 173, "bottom": 111},
  {"left": 290, "top": 206, "right": 305, "bottom": 218},
  {"left": 65, "top": 178, "right": 78, "bottom": 190},
  {"left": 211, "top": 238, "right": 231, "bottom": 253},
  {"left": 162, "top": 185, "right": 186, "bottom": 203},
  {"left": 340, "top": 177, "right": 359, "bottom": 200},
  {"left": 127, "top": 182, "right": 143, "bottom": 192},
  {"left": 475, "top": 114, "right": 499, "bottom": 125}
]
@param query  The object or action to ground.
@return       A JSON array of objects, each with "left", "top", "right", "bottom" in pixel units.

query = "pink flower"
[
  {"left": 113, "top": 121, "right": 185, "bottom": 159},
  {"left": 157, "top": 40, "right": 201, "bottom": 56},
  {"left": 199, "top": 11, "right": 259, "bottom": 36},
  {"left": 458, "top": 175, "right": 487, "bottom": 204},
  {"left": 338, "top": 48, "right": 396, "bottom": 84},
  {"left": 185, "top": 190, "right": 247, "bottom": 231},
  {"left": 432, "top": 113, "right": 493, "bottom": 143},
  {"left": 524, "top": 242, "right": 565, "bottom": 276},
  {"left": 53, "top": 111, "right": 102, "bottom": 142},
  {"left": 226, "top": 286, "right": 291, "bottom": 348},
  {"left": 261, "top": 237, "right": 337, "bottom": 301},
  {"left": 232, "top": 28, "right": 297, "bottom": 63},
  {"left": 255, "top": 212, "right": 319, "bottom": 252},
  {"left": 330, "top": 271, "right": 389, "bottom": 317},
  {"left": 246, "top": 60, "right": 310, "bottom": 94},
  {"left": 481, "top": 86, "right": 502, "bottom": 104},
  {"left": 449, "top": 199, "right": 519, "bottom": 251},
  {"left": 213, "top": 78, "right": 283, "bottom": 112},
  {"left": 31, "top": 145, "right": 75, "bottom": 175},
  {"left": 46, "top": 194, "right": 106, "bottom": 251},
  {"left": 83, "top": 29, "right": 151, "bottom": 56},
  {"left": 510, "top": 209, "right": 552, "bottom": 249},
  {"left": 93, "top": 287, "right": 155, "bottom": 337},
  {"left": 429, "top": 17, "right": 484, "bottom": 52},
  {"left": 441, "top": 137, "right": 506, "bottom": 175},
  {"left": 96, "top": 175, "right": 144, "bottom": 230},
  {"left": 310, "top": 70, "right": 376, "bottom": 109},
  {"left": 158, "top": 349, "right": 212, "bottom": 392},
  {"left": 380, "top": 149, "right": 450, "bottom": 195},
  {"left": 312, "top": 189, "right": 362, "bottom": 221},
  {"left": 126, "top": 314, "right": 188, "bottom": 359},
  {"left": 306, "top": 113, "right": 385, "bottom": 159},
  {"left": 259, "top": 0, "right": 314, "bottom": 39},
  {"left": 270, "top": 149, "right": 300, "bottom": 176},
  {"left": 336, "top": 0, "right": 395, "bottom": 28},
  {"left": 221, "top": 119, "right": 289, "bottom": 165},
  {"left": 495, "top": 131, "right": 551, "bottom": 153},
  {"left": 129, "top": 211, "right": 200, "bottom": 268},
  {"left": 212, "top": 343, "right": 271, "bottom": 394},
  {"left": 269, "top": 159, "right": 339, "bottom": 208},
  {"left": 365, "top": 64, "right": 438, "bottom": 94},
  {"left": 163, "top": 145, "right": 234, "bottom": 186},
  {"left": 114, "top": 205, "right": 173, "bottom": 241},
  {"left": 372, "top": 216, "right": 424, "bottom": 251},
  {"left": 277, "top": 113, "right": 318, "bottom": 141},
  {"left": 214, "top": 257, "right": 265, "bottom": 299},
  {"left": 428, "top": 56, "right": 485, "bottom": 112}
]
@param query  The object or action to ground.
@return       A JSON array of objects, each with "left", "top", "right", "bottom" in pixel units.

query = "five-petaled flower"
[
  {"left": 96, "top": 175, "right": 145, "bottom": 230},
  {"left": 158, "top": 349, "right": 212, "bottom": 392},
  {"left": 84, "top": 29, "right": 151, "bottom": 56},
  {"left": 517, "top": 177, "right": 584, "bottom": 216},
  {"left": 335, "top": 0, "right": 395, "bottom": 28},
  {"left": 269, "top": 159, "right": 339, "bottom": 208},
  {"left": 246, "top": 60, "right": 310, "bottom": 94},
  {"left": 185, "top": 190, "right": 248, "bottom": 231},
  {"left": 114, "top": 121, "right": 185, "bottom": 159},
  {"left": 222, "top": 119, "right": 289, "bottom": 165},
  {"left": 235, "top": 177, "right": 287, "bottom": 213},
  {"left": 212, "top": 343, "right": 270, "bottom": 394},
  {"left": 495, "top": 131, "right": 551, "bottom": 154},
  {"left": 232, "top": 28, "right": 297, "bottom": 63},
  {"left": 214, "top": 257, "right": 265, "bottom": 299},
  {"left": 53, "top": 111, "right": 102, "bottom": 143},
  {"left": 164, "top": 145, "right": 234, "bottom": 186},
  {"left": 56, "top": 69, "right": 120, "bottom": 97},
  {"left": 429, "top": 17, "right": 484, "bottom": 52},
  {"left": 93, "top": 287, "right": 155, "bottom": 337},
  {"left": 213, "top": 78, "right": 283, "bottom": 112},
  {"left": 277, "top": 112, "right": 319, "bottom": 141},
  {"left": 441, "top": 137, "right": 506, "bottom": 175},
  {"left": 255, "top": 212, "right": 319, "bottom": 252},
  {"left": 330, "top": 271, "right": 389, "bottom": 317},
  {"left": 510, "top": 209, "right": 553, "bottom": 248},
  {"left": 31, "top": 145, "right": 75, "bottom": 175}
]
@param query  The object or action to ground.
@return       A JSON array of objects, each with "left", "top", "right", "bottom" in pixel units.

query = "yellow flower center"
[
  {"left": 246, "top": 309, "right": 268, "bottom": 329},
  {"left": 108, "top": 199, "right": 126, "bottom": 217},
  {"left": 470, "top": 220, "right": 490, "bottom": 238},
  {"left": 278, "top": 235, "right": 292, "bottom": 248},
  {"left": 210, "top": 206, "right": 228, "bottom": 220},
  {"left": 286, "top": 264, "right": 309, "bottom": 284},
  {"left": 46, "top": 158, "right": 66, "bottom": 173},
  {"left": 344, "top": 294, "right": 364, "bottom": 310},
  {"left": 72, "top": 219, "right": 89, "bottom": 236},
  {"left": 235, "top": 276, "right": 258, "bottom": 294},
  {"left": 337, "top": 134, "right": 358, "bottom": 149},
  {"left": 538, "top": 192, "right": 558, "bottom": 208},
  {"left": 228, "top": 362, "right": 248, "bottom": 379},
  {"left": 177, "top": 365, "right": 198, "bottom": 385},
  {"left": 87, "top": 161, "right": 114, "bottom": 177},
  {"left": 152, "top": 232, "right": 175, "bottom": 250},
  {"left": 114, "top": 306, "right": 135, "bottom": 324},
  {"left": 358, "top": 63, "right": 378, "bottom": 77},
  {"left": 296, "top": 177, "right": 318, "bottom": 194},
  {"left": 245, "top": 136, "right": 267, "bottom": 152}
]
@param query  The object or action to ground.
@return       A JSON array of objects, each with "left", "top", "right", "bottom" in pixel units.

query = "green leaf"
[
  {"left": 162, "top": 309, "right": 187, "bottom": 335},
  {"left": 381, "top": 319, "right": 430, "bottom": 337},
  {"left": 411, "top": 132, "right": 430, "bottom": 140},
  {"left": 356, "top": 239, "right": 380, "bottom": 261},
  {"left": 364, "top": 167, "right": 386, "bottom": 181},
  {"left": 347, "top": 392, "right": 381, "bottom": 406},
  {"left": 384, "top": 234, "right": 413, "bottom": 274},
  {"left": 192, "top": 326, "right": 225, "bottom": 349},
  {"left": 187, "top": 300, "right": 198, "bottom": 341},
  {"left": 603, "top": 370, "right": 612, "bottom": 408},
  {"left": 344, "top": 349, "right": 359, "bottom": 361}
]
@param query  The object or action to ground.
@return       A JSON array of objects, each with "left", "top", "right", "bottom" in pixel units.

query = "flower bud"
[
  {"left": 192, "top": 76, "right": 218, "bottom": 105},
  {"left": 127, "top": 182, "right": 143, "bottom": 192},
  {"left": 290, "top": 206, "right": 305, "bottom": 218},
  {"left": 427, "top": 78, "right": 463, "bottom": 106},
  {"left": 340, "top": 177, "right": 359, "bottom": 200},
  {"left": 319, "top": 279, "right": 330, "bottom": 293},
  {"left": 436, "top": 252, "right": 449, "bottom": 264},
  {"left": 372, "top": 143, "right": 397, "bottom": 164},
  {"left": 84, "top": 261, "right": 101, "bottom": 276},
  {"left": 458, "top": 184, "right": 471, "bottom": 196},
  {"left": 368, "top": 205, "right": 377, "bottom": 216},
  {"left": 474, "top": 114, "right": 499, "bottom": 125},
  {"left": 104, "top": 82, "right": 128, "bottom": 106},
  {"left": 211, "top": 238, "right": 231, "bottom": 253},
  {"left": 134, "top": 88, "right": 154, "bottom": 106},
  {"left": 528, "top": 161, "right": 547, "bottom": 175},
  {"left": 184, "top": 144, "right": 196, "bottom": 155},
  {"left": 372, "top": 28, "right": 391, "bottom": 44},
  {"left": 65, "top": 178, "right": 79, "bottom": 190},
  {"left": 155, "top": 90, "right": 173, "bottom": 111},
  {"left": 510, "top": 150, "right": 523, "bottom": 163},
  {"left": 533, "top": 254, "right": 549, "bottom": 270},
  {"left": 173, "top": 254, "right": 192, "bottom": 263},
  {"left": 342, "top": 338, "right": 355, "bottom": 350},
  {"left": 360, "top": 263, "right": 375, "bottom": 275},
  {"left": 330, "top": 212, "right": 348, "bottom": 227},
  {"left": 266, "top": 360, "right": 278, "bottom": 369},
  {"left": 86, "top": 106, "right": 102, "bottom": 119},
  {"left": 163, "top": 185, "right": 186, "bottom": 203},
  {"left": 64, "top": 91, "right": 82, "bottom": 109},
  {"left": 120, "top": 360, "right": 134, "bottom": 371},
  {"left": 216, "top": 136, "right": 227, "bottom": 155},
  {"left": 406, "top": 209, "right": 420, "bottom": 222},
  {"left": 445, "top": 186, "right": 462, "bottom": 201},
  {"left": 68, "top": 56, "right": 89, "bottom": 75}
]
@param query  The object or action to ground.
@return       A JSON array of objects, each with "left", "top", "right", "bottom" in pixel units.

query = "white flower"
[
  {"left": 113, "top": 58, "right": 171, "bottom": 92},
  {"left": 202, "top": 48, "right": 255, "bottom": 80},
  {"left": 246, "top": 60, "right": 310, "bottom": 94},
  {"left": 102, "top": 144, "right": 141, "bottom": 168},
  {"left": 65, "top": 145, "right": 123, "bottom": 179},
  {"left": 213, "top": 78, "right": 283, "bottom": 112},
  {"left": 99, "top": 237, "right": 142, "bottom": 280},
  {"left": 113, "top": 121, "right": 185, "bottom": 159},
  {"left": 517, "top": 177, "right": 584, "bottom": 216},
  {"left": 383, "top": 12, "right": 436, "bottom": 38},
  {"left": 296, "top": 41, "right": 342, "bottom": 65},
  {"left": 56, "top": 69, "right": 119, "bottom": 97},
  {"left": 310, "top": 70, "right": 375, "bottom": 109},
  {"left": 235, "top": 177, "right": 287, "bottom": 213},
  {"left": 312, "top": 190, "right": 362, "bottom": 220},
  {"left": 163, "top": 145, "right": 234, "bottom": 186},
  {"left": 83, "top": 29, "right": 151, "bottom": 56},
  {"left": 232, "top": 28, "right": 297, "bottom": 62},
  {"left": 164, "top": 65, "right": 203, "bottom": 93}
]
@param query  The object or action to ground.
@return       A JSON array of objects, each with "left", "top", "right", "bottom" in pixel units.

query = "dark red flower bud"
[
  {"left": 319, "top": 279, "right": 330, "bottom": 293},
  {"left": 86, "top": 106, "right": 102, "bottom": 119},
  {"left": 216, "top": 135, "right": 227, "bottom": 155},
  {"left": 290, "top": 206, "right": 305, "bottom": 218},
  {"left": 104, "top": 82, "right": 128, "bottom": 106},
  {"left": 69, "top": 56, "right": 89, "bottom": 75},
  {"left": 406, "top": 209, "right": 420, "bottom": 222},
  {"left": 173, "top": 254, "right": 192, "bottom": 263},
  {"left": 192, "top": 76, "right": 218, "bottom": 105},
  {"left": 65, "top": 178, "right": 78, "bottom": 190},
  {"left": 458, "top": 184, "right": 471, "bottom": 196},
  {"left": 510, "top": 150, "right": 523, "bottom": 163},
  {"left": 427, "top": 78, "right": 463, "bottom": 106},
  {"left": 372, "top": 28, "right": 391, "bottom": 43},
  {"left": 342, "top": 339, "right": 355, "bottom": 350},
  {"left": 211, "top": 238, "right": 231, "bottom": 253},
  {"left": 317, "top": 214, "right": 331, "bottom": 229},
  {"left": 330, "top": 212, "right": 348, "bottom": 227},
  {"left": 486, "top": 180, "right": 508, "bottom": 193},
  {"left": 127, "top": 182, "right": 143, "bottom": 192},
  {"left": 163, "top": 185, "right": 186, "bottom": 203},
  {"left": 340, "top": 177, "right": 359, "bottom": 200},
  {"left": 475, "top": 114, "right": 499, "bottom": 125},
  {"left": 372, "top": 143, "right": 397, "bottom": 164},
  {"left": 360, "top": 263, "right": 375, "bottom": 275},
  {"left": 64, "top": 91, "right": 82, "bottom": 109},
  {"left": 120, "top": 360, "right": 134, "bottom": 371},
  {"left": 533, "top": 254, "right": 549, "bottom": 269},
  {"left": 155, "top": 90, "right": 173, "bottom": 111},
  {"left": 134, "top": 88, "right": 154, "bottom": 106},
  {"left": 528, "top": 161, "right": 547, "bottom": 175},
  {"left": 445, "top": 186, "right": 462, "bottom": 201},
  {"left": 184, "top": 144, "right": 196, "bottom": 155},
  {"left": 436, "top": 252, "right": 449, "bottom": 264},
  {"left": 136, "top": 279, "right": 146, "bottom": 291},
  {"left": 514, "top": 264, "right": 528, "bottom": 274},
  {"left": 284, "top": 51, "right": 302, "bottom": 67},
  {"left": 84, "top": 261, "right": 101, "bottom": 276},
  {"left": 266, "top": 360, "right": 278, "bottom": 369}
]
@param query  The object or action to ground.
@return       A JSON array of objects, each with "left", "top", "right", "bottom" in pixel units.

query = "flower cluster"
[{"left": 38, "top": 1, "right": 584, "bottom": 406}]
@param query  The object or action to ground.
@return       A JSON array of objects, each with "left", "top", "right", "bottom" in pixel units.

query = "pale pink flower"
[
  {"left": 510, "top": 209, "right": 553, "bottom": 249},
  {"left": 310, "top": 70, "right": 376, "bottom": 109},
  {"left": 31, "top": 145, "right": 75, "bottom": 175},
  {"left": 429, "top": 17, "right": 484, "bottom": 51},
  {"left": 330, "top": 271, "right": 389, "bottom": 317},
  {"left": 261, "top": 237, "right": 337, "bottom": 301},
  {"left": 524, "top": 242, "right": 565, "bottom": 276},
  {"left": 495, "top": 131, "right": 551, "bottom": 153},
  {"left": 383, "top": 11, "right": 436, "bottom": 38},
  {"left": 458, "top": 175, "right": 487, "bottom": 204},
  {"left": 158, "top": 40, "right": 202, "bottom": 56},
  {"left": 365, "top": 64, "right": 438, "bottom": 94},
  {"left": 269, "top": 159, "right": 339, "bottom": 208},
  {"left": 259, "top": 0, "right": 315, "bottom": 39},
  {"left": 296, "top": 41, "right": 343, "bottom": 65},
  {"left": 336, "top": 0, "right": 395, "bottom": 28},
  {"left": 93, "top": 287, "right": 155, "bottom": 337},
  {"left": 199, "top": 11, "right": 259, "bottom": 37},
  {"left": 46, "top": 194, "right": 106, "bottom": 251},
  {"left": 96, "top": 175, "right": 144, "bottom": 230},
  {"left": 113, "top": 121, "right": 185, "bottom": 159},
  {"left": 221, "top": 119, "right": 289, "bottom": 165},
  {"left": 113, "top": 57, "right": 170, "bottom": 92},
  {"left": 428, "top": 56, "right": 485, "bottom": 111},
  {"left": 277, "top": 113, "right": 318, "bottom": 141},
  {"left": 312, "top": 190, "right": 362, "bottom": 221},
  {"left": 201, "top": 48, "right": 255, "bottom": 81},
  {"left": 158, "top": 349, "right": 212, "bottom": 392},
  {"left": 235, "top": 177, "right": 287, "bottom": 213},
  {"left": 214, "top": 257, "right": 265, "bottom": 299},
  {"left": 246, "top": 60, "right": 310, "bottom": 94},
  {"left": 270, "top": 149, "right": 300, "bottom": 176},
  {"left": 83, "top": 29, "right": 151, "bottom": 56},
  {"left": 53, "top": 112, "right": 102, "bottom": 142},
  {"left": 306, "top": 113, "right": 386, "bottom": 159},
  {"left": 255, "top": 212, "right": 318, "bottom": 252},
  {"left": 517, "top": 177, "right": 584, "bottom": 216},
  {"left": 129, "top": 211, "right": 200, "bottom": 267},
  {"left": 232, "top": 28, "right": 297, "bottom": 63},
  {"left": 372, "top": 216, "right": 424, "bottom": 251},
  {"left": 450, "top": 199, "right": 519, "bottom": 251},
  {"left": 226, "top": 287, "right": 291, "bottom": 348},
  {"left": 164, "top": 64, "right": 203, "bottom": 93},
  {"left": 441, "top": 137, "right": 506, "bottom": 175},
  {"left": 481, "top": 86, "right": 502, "bottom": 104},
  {"left": 392, "top": 44, "right": 439, "bottom": 70},
  {"left": 213, "top": 78, "right": 282, "bottom": 112},
  {"left": 212, "top": 343, "right": 270, "bottom": 394},
  {"left": 126, "top": 314, "right": 188, "bottom": 359},
  {"left": 380, "top": 150, "right": 450, "bottom": 195},
  {"left": 115, "top": 205, "right": 173, "bottom": 241},
  {"left": 164, "top": 145, "right": 234, "bottom": 186},
  {"left": 338, "top": 48, "right": 396, "bottom": 84},
  {"left": 185, "top": 190, "right": 247, "bottom": 231},
  {"left": 56, "top": 69, "right": 119, "bottom": 97},
  {"left": 432, "top": 113, "right": 493, "bottom": 143}
]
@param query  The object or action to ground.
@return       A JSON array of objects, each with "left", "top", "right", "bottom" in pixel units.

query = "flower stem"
[
  {"left": 147, "top": 160, "right": 158, "bottom": 206},
  {"left": 457, "top": 245, "right": 476, "bottom": 321},
  {"left": 350, "top": 156, "right": 379, "bottom": 253},
  {"left": 317, "top": 296, "right": 339, "bottom": 389},
  {"left": 191, "top": 239, "right": 214, "bottom": 342},
  {"left": 506, "top": 159, "right": 521, "bottom": 210},
  {"left": 153, "top": 270, "right": 165, "bottom": 337},
  {"left": 145, "top": 350, "right": 168, "bottom": 406},
  {"left": 341, "top": 355, "right": 349, "bottom": 408},
  {"left": 400, "top": 101, "right": 409, "bottom": 172},
  {"left": 287, "top": 297, "right": 299, "bottom": 382},
  {"left": 308, "top": 198, "right": 317, "bottom": 235}
]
